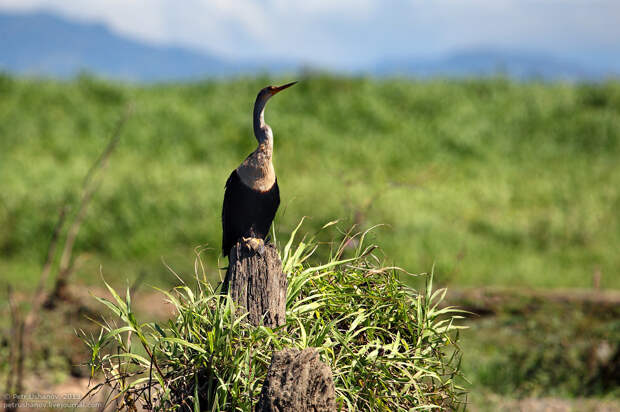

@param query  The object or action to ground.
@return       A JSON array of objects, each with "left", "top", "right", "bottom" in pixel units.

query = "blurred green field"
[{"left": 1, "top": 74, "right": 619, "bottom": 291}]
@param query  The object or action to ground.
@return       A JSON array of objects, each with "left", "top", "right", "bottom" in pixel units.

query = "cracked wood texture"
[
  {"left": 256, "top": 348, "right": 336, "bottom": 412},
  {"left": 223, "top": 241, "right": 287, "bottom": 328}
]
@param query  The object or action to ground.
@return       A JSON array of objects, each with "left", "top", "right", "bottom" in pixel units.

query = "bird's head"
[
  {"left": 256, "top": 81, "right": 297, "bottom": 104},
  {"left": 253, "top": 81, "right": 297, "bottom": 143}
]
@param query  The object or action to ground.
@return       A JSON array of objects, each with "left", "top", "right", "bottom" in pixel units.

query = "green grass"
[
  {"left": 1, "top": 73, "right": 619, "bottom": 291},
  {"left": 82, "top": 225, "right": 466, "bottom": 411}
]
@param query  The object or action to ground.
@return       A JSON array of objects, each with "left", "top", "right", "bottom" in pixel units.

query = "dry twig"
[{"left": 48, "top": 105, "right": 133, "bottom": 306}]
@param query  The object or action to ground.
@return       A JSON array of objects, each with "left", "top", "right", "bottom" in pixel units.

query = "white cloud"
[{"left": 1, "top": 0, "right": 619, "bottom": 68}]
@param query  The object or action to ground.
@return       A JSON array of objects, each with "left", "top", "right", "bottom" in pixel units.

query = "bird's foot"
[{"left": 241, "top": 237, "right": 266, "bottom": 256}]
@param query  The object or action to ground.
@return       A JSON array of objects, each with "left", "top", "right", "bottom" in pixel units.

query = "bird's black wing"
[
  {"left": 262, "top": 179, "right": 280, "bottom": 241},
  {"left": 222, "top": 171, "right": 281, "bottom": 256},
  {"left": 221, "top": 171, "right": 237, "bottom": 256}
]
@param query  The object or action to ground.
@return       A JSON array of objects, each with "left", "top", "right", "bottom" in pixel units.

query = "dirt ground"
[{"left": 470, "top": 393, "right": 620, "bottom": 412}]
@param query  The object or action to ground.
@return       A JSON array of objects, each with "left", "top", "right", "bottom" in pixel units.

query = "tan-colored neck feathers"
[{"left": 236, "top": 142, "right": 276, "bottom": 192}]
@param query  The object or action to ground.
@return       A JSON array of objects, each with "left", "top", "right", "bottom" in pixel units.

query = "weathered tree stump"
[
  {"left": 223, "top": 241, "right": 287, "bottom": 328},
  {"left": 256, "top": 348, "right": 336, "bottom": 412}
]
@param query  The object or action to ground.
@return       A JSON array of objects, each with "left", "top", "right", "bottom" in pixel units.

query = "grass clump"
[{"left": 82, "top": 223, "right": 467, "bottom": 411}]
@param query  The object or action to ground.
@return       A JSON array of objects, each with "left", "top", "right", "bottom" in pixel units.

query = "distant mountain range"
[
  {"left": 1, "top": 11, "right": 618, "bottom": 81},
  {"left": 375, "top": 50, "right": 611, "bottom": 81}
]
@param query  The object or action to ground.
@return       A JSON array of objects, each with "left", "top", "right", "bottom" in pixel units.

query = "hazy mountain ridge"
[
  {"left": 0, "top": 11, "right": 248, "bottom": 80},
  {"left": 1, "top": 11, "right": 617, "bottom": 81},
  {"left": 375, "top": 49, "right": 611, "bottom": 80}
]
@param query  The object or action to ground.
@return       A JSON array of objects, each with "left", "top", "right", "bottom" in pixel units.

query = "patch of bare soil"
[
  {"left": 446, "top": 287, "right": 620, "bottom": 317},
  {"left": 4, "top": 377, "right": 104, "bottom": 412},
  {"left": 471, "top": 394, "right": 620, "bottom": 412},
  {"left": 14, "top": 376, "right": 157, "bottom": 412}
]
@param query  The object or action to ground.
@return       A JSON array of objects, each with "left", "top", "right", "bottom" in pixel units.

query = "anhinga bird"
[{"left": 221, "top": 82, "right": 297, "bottom": 257}]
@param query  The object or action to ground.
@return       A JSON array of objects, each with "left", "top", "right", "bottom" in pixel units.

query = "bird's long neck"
[
  {"left": 236, "top": 95, "right": 276, "bottom": 192},
  {"left": 253, "top": 96, "right": 273, "bottom": 155}
]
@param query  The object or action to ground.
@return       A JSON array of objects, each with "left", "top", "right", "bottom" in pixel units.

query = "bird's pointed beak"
[{"left": 270, "top": 81, "right": 297, "bottom": 95}]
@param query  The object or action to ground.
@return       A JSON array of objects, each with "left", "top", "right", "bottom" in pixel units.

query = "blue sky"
[{"left": 2, "top": 0, "right": 619, "bottom": 70}]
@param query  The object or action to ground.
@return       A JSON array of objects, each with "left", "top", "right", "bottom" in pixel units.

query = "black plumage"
[{"left": 221, "top": 170, "right": 280, "bottom": 256}]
